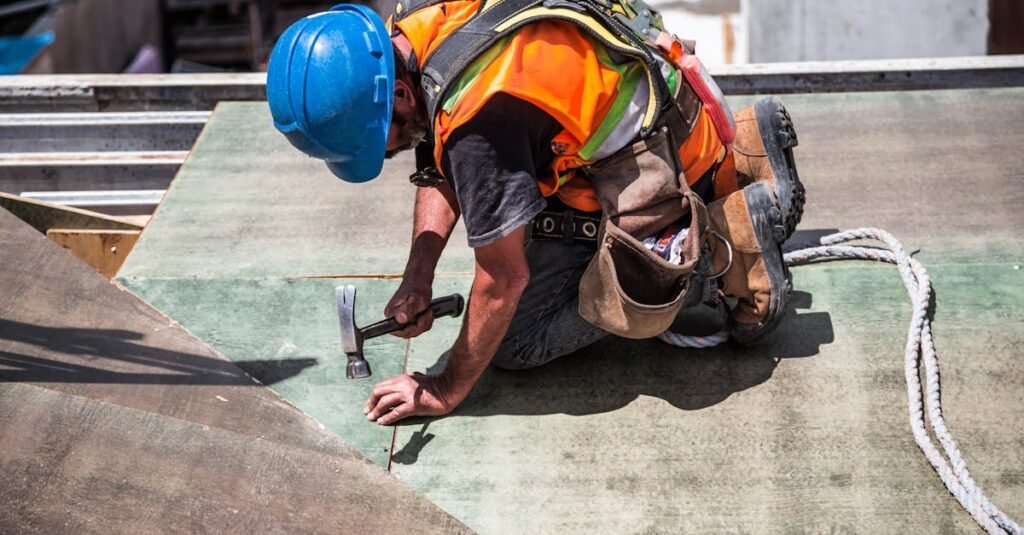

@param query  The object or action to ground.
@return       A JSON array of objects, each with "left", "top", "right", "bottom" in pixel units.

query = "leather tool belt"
[{"left": 577, "top": 86, "right": 717, "bottom": 339}]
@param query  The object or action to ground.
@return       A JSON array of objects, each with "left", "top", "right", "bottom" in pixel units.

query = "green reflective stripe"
[
  {"left": 441, "top": 35, "right": 513, "bottom": 113},
  {"left": 663, "top": 61, "right": 678, "bottom": 97},
  {"left": 578, "top": 44, "right": 645, "bottom": 161},
  {"left": 441, "top": 22, "right": 654, "bottom": 162},
  {"left": 557, "top": 173, "right": 570, "bottom": 186}
]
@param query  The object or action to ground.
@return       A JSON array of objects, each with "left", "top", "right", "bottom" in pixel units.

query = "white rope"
[
  {"left": 659, "top": 227, "right": 1020, "bottom": 533},
  {"left": 658, "top": 327, "right": 729, "bottom": 348},
  {"left": 784, "top": 228, "right": 1022, "bottom": 535}
]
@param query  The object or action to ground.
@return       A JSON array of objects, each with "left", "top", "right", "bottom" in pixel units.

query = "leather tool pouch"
[{"left": 578, "top": 120, "right": 712, "bottom": 339}]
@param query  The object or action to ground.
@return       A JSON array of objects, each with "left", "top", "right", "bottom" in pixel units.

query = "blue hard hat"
[{"left": 267, "top": 5, "right": 395, "bottom": 183}]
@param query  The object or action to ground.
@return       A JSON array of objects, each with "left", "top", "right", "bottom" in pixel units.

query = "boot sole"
[
  {"left": 731, "top": 182, "right": 791, "bottom": 344},
  {"left": 755, "top": 97, "right": 805, "bottom": 240}
]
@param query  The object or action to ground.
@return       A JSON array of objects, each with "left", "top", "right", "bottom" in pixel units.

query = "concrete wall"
[
  {"left": 654, "top": 0, "right": 747, "bottom": 66},
  {"left": 27, "top": 0, "right": 161, "bottom": 74},
  {"left": 747, "top": 0, "right": 988, "bottom": 63}
]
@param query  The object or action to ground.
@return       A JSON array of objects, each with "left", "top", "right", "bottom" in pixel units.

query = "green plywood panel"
[
  {"left": 114, "top": 90, "right": 1024, "bottom": 532},
  {"left": 118, "top": 276, "right": 414, "bottom": 466},
  {"left": 391, "top": 266, "right": 1023, "bottom": 533},
  {"left": 118, "top": 102, "right": 474, "bottom": 280}
]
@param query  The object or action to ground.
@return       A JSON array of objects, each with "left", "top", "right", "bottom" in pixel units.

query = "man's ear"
[{"left": 394, "top": 78, "right": 417, "bottom": 113}]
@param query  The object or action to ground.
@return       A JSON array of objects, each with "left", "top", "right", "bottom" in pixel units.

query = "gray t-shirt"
[{"left": 440, "top": 93, "right": 563, "bottom": 248}]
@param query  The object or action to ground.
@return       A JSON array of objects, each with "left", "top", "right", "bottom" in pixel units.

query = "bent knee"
[{"left": 491, "top": 338, "right": 548, "bottom": 371}]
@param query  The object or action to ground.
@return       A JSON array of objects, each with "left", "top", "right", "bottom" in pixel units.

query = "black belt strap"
[{"left": 531, "top": 210, "right": 601, "bottom": 243}]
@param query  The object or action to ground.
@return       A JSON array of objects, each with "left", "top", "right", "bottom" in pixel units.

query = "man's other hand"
[
  {"left": 363, "top": 372, "right": 457, "bottom": 425},
  {"left": 385, "top": 278, "right": 434, "bottom": 338}
]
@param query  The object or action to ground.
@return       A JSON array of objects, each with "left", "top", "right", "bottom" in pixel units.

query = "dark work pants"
[{"left": 490, "top": 234, "right": 610, "bottom": 370}]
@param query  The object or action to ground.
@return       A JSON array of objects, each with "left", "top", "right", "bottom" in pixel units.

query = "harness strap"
[{"left": 416, "top": 0, "right": 544, "bottom": 127}]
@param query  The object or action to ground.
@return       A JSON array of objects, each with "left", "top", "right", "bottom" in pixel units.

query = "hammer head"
[{"left": 336, "top": 285, "right": 372, "bottom": 379}]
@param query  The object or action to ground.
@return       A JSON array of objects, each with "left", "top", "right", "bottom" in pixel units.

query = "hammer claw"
[
  {"left": 337, "top": 285, "right": 360, "bottom": 355},
  {"left": 335, "top": 285, "right": 464, "bottom": 380}
]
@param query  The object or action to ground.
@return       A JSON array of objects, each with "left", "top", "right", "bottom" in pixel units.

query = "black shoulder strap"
[{"left": 416, "top": 0, "right": 546, "bottom": 126}]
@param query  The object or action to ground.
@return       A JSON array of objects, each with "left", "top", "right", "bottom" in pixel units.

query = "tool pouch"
[{"left": 578, "top": 123, "right": 713, "bottom": 339}]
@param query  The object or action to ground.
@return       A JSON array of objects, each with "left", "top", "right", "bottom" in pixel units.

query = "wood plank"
[
  {"left": 0, "top": 383, "right": 471, "bottom": 535},
  {"left": 0, "top": 191, "right": 141, "bottom": 233},
  {"left": 46, "top": 228, "right": 140, "bottom": 278},
  {"left": 0, "top": 207, "right": 469, "bottom": 532},
  {"left": 0, "top": 206, "right": 358, "bottom": 455}
]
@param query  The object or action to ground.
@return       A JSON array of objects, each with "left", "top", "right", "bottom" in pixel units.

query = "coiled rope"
[{"left": 660, "top": 228, "right": 1021, "bottom": 534}]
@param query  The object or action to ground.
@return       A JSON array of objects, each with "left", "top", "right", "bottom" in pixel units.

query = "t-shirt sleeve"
[{"left": 440, "top": 93, "right": 563, "bottom": 248}]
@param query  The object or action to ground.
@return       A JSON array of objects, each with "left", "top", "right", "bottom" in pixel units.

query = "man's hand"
[
  {"left": 385, "top": 277, "right": 434, "bottom": 338},
  {"left": 363, "top": 372, "right": 460, "bottom": 426},
  {"left": 368, "top": 226, "right": 531, "bottom": 426}
]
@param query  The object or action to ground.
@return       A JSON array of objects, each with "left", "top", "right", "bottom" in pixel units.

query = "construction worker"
[{"left": 267, "top": 2, "right": 805, "bottom": 425}]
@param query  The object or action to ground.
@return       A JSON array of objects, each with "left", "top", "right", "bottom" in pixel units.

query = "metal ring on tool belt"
[{"left": 707, "top": 230, "right": 733, "bottom": 279}]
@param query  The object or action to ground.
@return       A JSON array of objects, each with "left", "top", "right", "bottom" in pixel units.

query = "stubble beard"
[{"left": 385, "top": 108, "right": 429, "bottom": 159}]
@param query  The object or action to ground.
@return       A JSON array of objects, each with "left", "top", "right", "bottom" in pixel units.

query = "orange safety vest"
[{"left": 393, "top": 0, "right": 736, "bottom": 212}]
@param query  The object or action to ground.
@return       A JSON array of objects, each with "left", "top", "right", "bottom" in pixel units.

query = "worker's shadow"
[
  {"left": 423, "top": 290, "right": 832, "bottom": 417},
  {"left": 393, "top": 291, "right": 832, "bottom": 463}
]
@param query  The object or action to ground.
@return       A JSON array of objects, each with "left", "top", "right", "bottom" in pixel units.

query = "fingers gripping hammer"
[{"left": 335, "top": 285, "right": 465, "bottom": 379}]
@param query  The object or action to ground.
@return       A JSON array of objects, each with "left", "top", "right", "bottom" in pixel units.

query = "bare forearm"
[
  {"left": 364, "top": 226, "right": 530, "bottom": 425},
  {"left": 405, "top": 183, "right": 459, "bottom": 280},
  {"left": 439, "top": 249, "right": 529, "bottom": 403}
]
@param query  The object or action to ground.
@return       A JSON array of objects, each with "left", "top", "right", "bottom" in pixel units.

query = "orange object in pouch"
[{"left": 655, "top": 32, "right": 735, "bottom": 145}]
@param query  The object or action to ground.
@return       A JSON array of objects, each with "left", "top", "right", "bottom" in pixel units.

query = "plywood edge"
[
  {"left": 46, "top": 228, "right": 141, "bottom": 278},
  {"left": 0, "top": 192, "right": 144, "bottom": 233}
]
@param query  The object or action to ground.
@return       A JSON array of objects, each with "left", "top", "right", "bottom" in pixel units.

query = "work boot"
[
  {"left": 731, "top": 97, "right": 805, "bottom": 240},
  {"left": 707, "top": 181, "right": 791, "bottom": 344}
]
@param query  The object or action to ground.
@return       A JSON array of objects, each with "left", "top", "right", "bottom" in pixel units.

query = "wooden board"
[
  {"left": 46, "top": 226, "right": 140, "bottom": 276},
  {"left": 47, "top": 228, "right": 140, "bottom": 278},
  {"left": 0, "top": 382, "right": 471, "bottom": 535},
  {"left": 0, "top": 191, "right": 142, "bottom": 233},
  {"left": 0, "top": 207, "right": 470, "bottom": 534}
]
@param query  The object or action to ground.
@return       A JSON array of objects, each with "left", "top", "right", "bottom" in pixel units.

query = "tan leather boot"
[
  {"left": 731, "top": 97, "right": 805, "bottom": 239},
  {"left": 708, "top": 181, "right": 790, "bottom": 344}
]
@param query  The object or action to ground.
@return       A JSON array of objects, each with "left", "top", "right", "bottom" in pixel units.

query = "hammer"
[{"left": 335, "top": 285, "right": 465, "bottom": 379}]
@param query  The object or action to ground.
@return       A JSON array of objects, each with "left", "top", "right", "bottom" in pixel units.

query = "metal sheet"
[
  {"left": 0, "top": 57, "right": 1021, "bottom": 111},
  {"left": 0, "top": 111, "right": 209, "bottom": 152}
]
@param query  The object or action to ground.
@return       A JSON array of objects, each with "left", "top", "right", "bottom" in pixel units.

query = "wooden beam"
[
  {"left": 45, "top": 228, "right": 141, "bottom": 278},
  {"left": 0, "top": 192, "right": 142, "bottom": 233}
]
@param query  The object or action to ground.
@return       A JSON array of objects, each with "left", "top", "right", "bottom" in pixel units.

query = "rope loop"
[{"left": 784, "top": 228, "right": 1021, "bottom": 535}]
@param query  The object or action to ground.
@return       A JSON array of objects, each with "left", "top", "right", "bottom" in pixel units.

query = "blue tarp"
[{"left": 0, "top": 32, "right": 54, "bottom": 75}]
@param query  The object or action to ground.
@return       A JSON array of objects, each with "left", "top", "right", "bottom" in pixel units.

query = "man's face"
[
  {"left": 385, "top": 78, "right": 428, "bottom": 159},
  {"left": 385, "top": 105, "right": 428, "bottom": 159}
]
